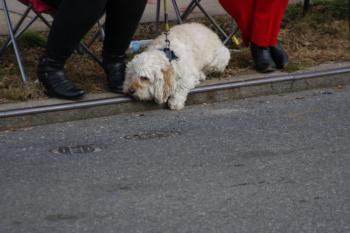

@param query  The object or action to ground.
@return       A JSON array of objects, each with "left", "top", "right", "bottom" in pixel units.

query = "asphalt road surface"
[{"left": 1, "top": 86, "right": 350, "bottom": 233}]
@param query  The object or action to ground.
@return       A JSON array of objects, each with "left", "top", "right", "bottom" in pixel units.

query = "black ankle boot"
[
  {"left": 270, "top": 43, "right": 289, "bottom": 69},
  {"left": 37, "top": 57, "right": 85, "bottom": 100},
  {"left": 250, "top": 43, "right": 276, "bottom": 73},
  {"left": 103, "top": 56, "right": 126, "bottom": 93}
]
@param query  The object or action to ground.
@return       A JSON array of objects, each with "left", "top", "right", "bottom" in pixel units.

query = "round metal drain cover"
[
  {"left": 124, "top": 131, "right": 180, "bottom": 140},
  {"left": 50, "top": 145, "right": 103, "bottom": 155}
]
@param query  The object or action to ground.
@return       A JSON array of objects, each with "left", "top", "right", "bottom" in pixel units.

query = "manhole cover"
[
  {"left": 123, "top": 131, "right": 180, "bottom": 140},
  {"left": 50, "top": 145, "right": 103, "bottom": 155}
]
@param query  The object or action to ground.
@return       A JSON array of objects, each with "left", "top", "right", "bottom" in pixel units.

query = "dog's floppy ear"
[
  {"left": 154, "top": 65, "right": 175, "bottom": 104},
  {"left": 162, "top": 65, "right": 176, "bottom": 101}
]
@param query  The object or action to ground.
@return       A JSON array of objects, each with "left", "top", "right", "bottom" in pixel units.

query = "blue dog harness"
[{"left": 161, "top": 47, "right": 178, "bottom": 63}]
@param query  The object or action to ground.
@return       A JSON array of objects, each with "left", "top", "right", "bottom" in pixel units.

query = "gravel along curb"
[{"left": 0, "top": 66, "right": 350, "bottom": 131}]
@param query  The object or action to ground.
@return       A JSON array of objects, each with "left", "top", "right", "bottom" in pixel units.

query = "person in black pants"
[{"left": 38, "top": 0, "right": 148, "bottom": 99}]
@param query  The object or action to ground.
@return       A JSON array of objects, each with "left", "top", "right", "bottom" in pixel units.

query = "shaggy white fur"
[{"left": 123, "top": 23, "right": 231, "bottom": 110}]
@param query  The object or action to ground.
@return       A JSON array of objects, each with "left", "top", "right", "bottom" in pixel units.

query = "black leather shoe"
[
  {"left": 270, "top": 43, "right": 289, "bottom": 69},
  {"left": 103, "top": 58, "right": 126, "bottom": 93},
  {"left": 250, "top": 43, "right": 276, "bottom": 73},
  {"left": 37, "top": 57, "right": 85, "bottom": 100}
]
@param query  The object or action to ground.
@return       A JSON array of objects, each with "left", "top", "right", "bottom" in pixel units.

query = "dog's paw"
[{"left": 168, "top": 99, "right": 185, "bottom": 111}]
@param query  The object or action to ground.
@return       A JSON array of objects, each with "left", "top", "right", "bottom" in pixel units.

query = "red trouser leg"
[
  {"left": 251, "top": 0, "right": 289, "bottom": 47},
  {"left": 218, "top": 0, "right": 255, "bottom": 45},
  {"left": 219, "top": 0, "right": 288, "bottom": 47}
]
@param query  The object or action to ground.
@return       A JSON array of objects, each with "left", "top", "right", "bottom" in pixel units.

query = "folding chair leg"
[
  {"left": 156, "top": 0, "right": 161, "bottom": 33},
  {"left": 156, "top": 0, "right": 183, "bottom": 33},
  {"left": 87, "top": 29, "right": 102, "bottom": 48},
  {"left": 181, "top": 0, "right": 198, "bottom": 20},
  {"left": 0, "top": 0, "right": 28, "bottom": 82},
  {"left": 195, "top": 2, "right": 228, "bottom": 38},
  {"left": 36, "top": 13, "right": 51, "bottom": 28},
  {"left": 77, "top": 42, "right": 103, "bottom": 67},
  {"left": 181, "top": 0, "right": 239, "bottom": 45},
  {"left": 97, "top": 21, "right": 105, "bottom": 41},
  {"left": 0, "top": 4, "right": 32, "bottom": 56},
  {"left": 1, "top": 15, "right": 39, "bottom": 53},
  {"left": 171, "top": 0, "right": 183, "bottom": 24},
  {"left": 303, "top": 0, "right": 310, "bottom": 16},
  {"left": 223, "top": 27, "right": 239, "bottom": 45},
  {"left": 87, "top": 21, "right": 105, "bottom": 48}
]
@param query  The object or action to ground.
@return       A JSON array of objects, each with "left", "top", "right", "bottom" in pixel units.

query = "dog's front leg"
[
  {"left": 167, "top": 57, "right": 200, "bottom": 110},
  {"left": 167, "top": 88, "right": 190, "bottom": 110}
]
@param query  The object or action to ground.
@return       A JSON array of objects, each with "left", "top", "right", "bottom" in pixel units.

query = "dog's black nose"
[{"left": 128, "top": 88, "right": 136, "bottom": 95}]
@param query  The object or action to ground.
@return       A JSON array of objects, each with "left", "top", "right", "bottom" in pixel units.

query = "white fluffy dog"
[{"left": 123, "top": 23, "right": 231, "bottom": 110}]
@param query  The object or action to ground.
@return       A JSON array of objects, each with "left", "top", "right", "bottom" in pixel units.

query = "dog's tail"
[{"left": 208, "top": 46, "right": 231, "bottom": 73}]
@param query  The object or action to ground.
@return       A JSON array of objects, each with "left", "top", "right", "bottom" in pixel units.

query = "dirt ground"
[{"left": 0, "top": 1, "right": 349, "bottom": 103}]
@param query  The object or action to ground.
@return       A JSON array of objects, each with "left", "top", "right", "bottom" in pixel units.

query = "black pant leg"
[
  {"left": 45, "top": 0, "right": 108, "bottom": 62},
  {"left": 102, "top": 0, "right": 147, "bottom": 61}
]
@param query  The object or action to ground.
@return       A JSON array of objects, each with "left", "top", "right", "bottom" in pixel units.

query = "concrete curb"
[{"left": 1, "top": 65, "right": 350, "bottom": 131}]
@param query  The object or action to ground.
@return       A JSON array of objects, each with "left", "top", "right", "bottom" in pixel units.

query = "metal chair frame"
[
  {"left": 303, "top": 0, "right": 310, "bottom": 15},
  {"left": 156, "top": 0, "right": 239, "bottom": 46},
  {"left": 156, "top": 0, "right": 312, "bottom": 45},
  {"left": 0, "top": 0, "right": 103, "bottom": 83},
  {"left": 155, "top": 0, "right": 183, "bottom": 33}
]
